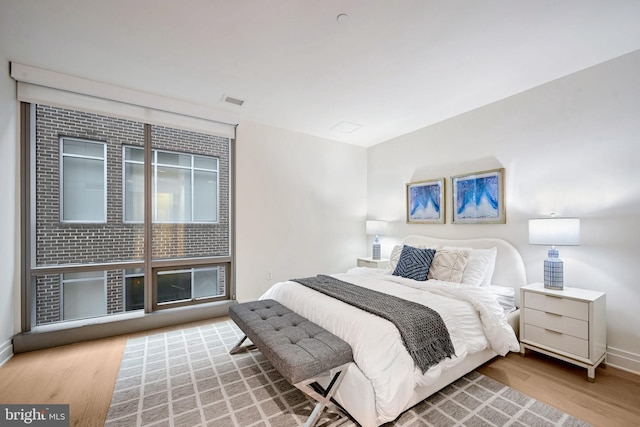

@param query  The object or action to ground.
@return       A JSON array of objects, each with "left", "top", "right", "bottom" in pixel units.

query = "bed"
[{"left": 260, "top": 235, "right": 527, "bottom": 426}]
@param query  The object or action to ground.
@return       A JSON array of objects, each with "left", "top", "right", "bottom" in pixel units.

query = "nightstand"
[
  {"left": 519, "top": 283, "right": 606, "bottom": 382},
  {"left": 357, "top": 257, "right": 389, "bottom": 269}
]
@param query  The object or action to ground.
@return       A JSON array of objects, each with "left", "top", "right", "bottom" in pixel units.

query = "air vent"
[{"left": 222, "top": 94, "right": 245, "bottom": 106}]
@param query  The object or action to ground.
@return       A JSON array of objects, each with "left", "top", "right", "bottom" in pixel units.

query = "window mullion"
[
  {"left": 21, "top": 102, "right": 33, "bottom": 332},
  {"left": 191, "top": 155, "right": 195, "bottom": 223},
  {"left": 191, "top": 269, "right": 196, "bottom": 301},
  {"left": 103, "top": 143, "right": 107, "bottom": 223},
  {"left": 144, "top": 124, "right": 153, "bottom": 313}
]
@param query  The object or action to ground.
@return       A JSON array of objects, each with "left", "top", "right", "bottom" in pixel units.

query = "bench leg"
[
  {"left": 229, "top": 334, "right": 256, "bottom": 355},
  {"left": 295, "top": 363, "right": 350, "bottom": 427}
]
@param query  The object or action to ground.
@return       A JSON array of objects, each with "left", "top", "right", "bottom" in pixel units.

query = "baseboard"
[
  {"left": 0, "top": 338, "right": 13, "bottom": 367},
  {"left": 607, "top": 346, "right": 640, "bottom": 375}
]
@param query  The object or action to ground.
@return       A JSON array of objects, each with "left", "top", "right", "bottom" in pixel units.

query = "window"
[
  {"left": 62, "top": 271, "right": 106, "bottom": 320},
  {"left": 124, "top": 266, "right": 224, "bottom": 310},
  {"left": 158, "top": 266, "right": 223, "bottom": 304},
  {"left": 25, "top": 104, "right": 232, "bottom": 328},
  {"left": 123, "top": 147, "right": 219, "bottom": 223},
  {"left": 124, "top": 268, "right": 145, "bottom": 311},
  {"left": 61, "top": 138, "right": 106, "bottom": 222},
  {"left": 14, "top": 64, "right": 236, "bottom": 346},
  {"left": 123, "top": 147, "right": 144, "bottom": 223}
]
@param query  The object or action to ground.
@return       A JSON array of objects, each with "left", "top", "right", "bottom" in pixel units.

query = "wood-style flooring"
[
  {"left": 477, "top": 350, "right": 640, "bottom": 427},
  {"left": 0, "top": 334, "right": 126, "bottom": 427},
  {"left": 1, "top": 318, "right": 638, "bottom": 427}
]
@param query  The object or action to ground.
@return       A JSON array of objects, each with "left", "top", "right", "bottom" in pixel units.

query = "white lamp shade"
[
  {"left": 529, "top": 218, "right": 580, "bottom": 246},
  {"left": 366, "top": 220, "right": 387, "bottom": 236}
]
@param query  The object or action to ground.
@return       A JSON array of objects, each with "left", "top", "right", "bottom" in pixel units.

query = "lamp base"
[
  {"left": 372, "top": 243, "right": 381, "bottom": 260},
  {"left": 543, "top": 257, "right": 564, "bottom": 290}
]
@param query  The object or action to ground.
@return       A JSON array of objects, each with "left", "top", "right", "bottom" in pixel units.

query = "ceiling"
[{"left": 2, "top": 0, "right": 640, "bottom": 147}]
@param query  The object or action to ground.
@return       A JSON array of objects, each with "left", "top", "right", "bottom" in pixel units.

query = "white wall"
[
  {"left": 0, "top": 53, "right": 18, "bottom": 365},
  {"left": 235, "top": 120, "right": 367, "bottom": 302},
  {"left": 368, "top": 50, "right": 640, "bottom": 373}
]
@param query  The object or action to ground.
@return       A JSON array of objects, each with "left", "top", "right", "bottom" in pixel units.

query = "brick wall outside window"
[{"left": 34, "top": 105, "right": 230, "bottom": 325}]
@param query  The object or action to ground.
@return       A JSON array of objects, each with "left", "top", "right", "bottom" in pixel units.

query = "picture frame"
[
  {"left": 406, "top": 178, "right": 445, "bottom": 224},
  {"left": 451, "top": 168, "right": 505, "bottom": 224}
]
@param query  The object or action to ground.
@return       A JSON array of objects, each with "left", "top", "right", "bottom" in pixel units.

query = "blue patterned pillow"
[{"left": 392, "top": 245, "right": 436, "bottom": 281}]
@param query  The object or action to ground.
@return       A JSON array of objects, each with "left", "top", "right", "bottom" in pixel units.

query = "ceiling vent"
[
  {"left": 331, "top": 121, "right": 362, "bottom": 134},
  {"left": 222, "top": 94, "right": 245, "bottom": 106}
]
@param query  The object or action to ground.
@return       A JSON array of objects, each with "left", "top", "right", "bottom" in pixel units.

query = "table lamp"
[
  {"left": 366, "top": 220, "right": 387, "bottom": 260},
  {"left": 529, "top": 217, "right": 580, "bottom": 289}
]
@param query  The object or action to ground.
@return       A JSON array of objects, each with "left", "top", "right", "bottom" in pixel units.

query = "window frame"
[
  {"left": 154, "top": 265, "right": 224, "bottom": 306},
  {"left": 22, "top": 103, "right": 234, "bottom": 334},
  {"left": 14, "top": 64, "right": 237, "bottom": 351},
  {"left": 152, "top": 263, "right": 228, "bottom": 310}
]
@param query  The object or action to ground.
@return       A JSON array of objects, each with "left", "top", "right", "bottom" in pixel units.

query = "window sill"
[{"left": 13, "top": 300, "right": 236, "bottom": 353}]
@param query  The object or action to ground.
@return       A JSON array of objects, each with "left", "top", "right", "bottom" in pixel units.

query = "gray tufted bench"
[{"left": 228, "top": 299, "right": 353, "bottom": 427}]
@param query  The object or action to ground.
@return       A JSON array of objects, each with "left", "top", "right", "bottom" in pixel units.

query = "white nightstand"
[
  {"left": 357, "top": 257, "right": 389, "bottom": 269},
  {"left": 519, "top": 283, "right": 606, "bottom": 382}
]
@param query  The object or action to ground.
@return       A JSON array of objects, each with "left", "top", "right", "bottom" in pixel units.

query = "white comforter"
[{"left": 260, "top": 267, "right": 520, "bottom": 423}]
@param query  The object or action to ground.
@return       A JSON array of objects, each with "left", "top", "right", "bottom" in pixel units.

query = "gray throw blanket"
[{"left": 291, "top": 275, "right": 455, "bottom": 373}]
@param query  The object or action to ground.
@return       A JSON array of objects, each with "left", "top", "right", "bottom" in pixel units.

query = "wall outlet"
[{"left": 266, "top": 272, "right": 272, "bottom": 280}]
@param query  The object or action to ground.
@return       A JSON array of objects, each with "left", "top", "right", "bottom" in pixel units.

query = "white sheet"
[
  {"left": 486, "top": 284, "right": 518, "bottom": 314},
  {"left": 260, "top": 267, "right": 520, "bottom": 423}
]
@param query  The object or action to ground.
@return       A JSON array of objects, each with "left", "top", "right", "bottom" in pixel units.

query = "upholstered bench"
[{"left": 228, "top": 299, "right": 353, "bottom": 427}]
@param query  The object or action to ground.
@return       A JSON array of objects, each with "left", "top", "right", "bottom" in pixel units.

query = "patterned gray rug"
[{"left": 105, "top": 319, "right": 590, "bottom": 427}]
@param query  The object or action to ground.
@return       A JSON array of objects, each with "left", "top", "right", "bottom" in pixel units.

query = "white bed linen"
[
  {"left": 260, "top": 267, "right": 520, "bottom": 423},
  {"left": 486, "top": 284, "right": 517, "bottom": 314}
]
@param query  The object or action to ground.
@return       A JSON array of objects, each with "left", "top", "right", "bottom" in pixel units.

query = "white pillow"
[
  {"left": 427, "top": 249, "right": 471, "bottom": 283},
  {"left": 443, "top": 246, "right": 497, "bottom": 286},
  {"left": 388, "top": 244, "right": 404, "bottom": 272},
  {"left": 478, "top": 247, "right": 498, "bottom": 286}
]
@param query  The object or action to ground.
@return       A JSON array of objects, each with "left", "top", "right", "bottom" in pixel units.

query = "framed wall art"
[
  {"left": 406, "top": 178, "right": 445, "bottom": 224},
  {"left": 451, "top": 168, "right": 505, "bottom": 224}
]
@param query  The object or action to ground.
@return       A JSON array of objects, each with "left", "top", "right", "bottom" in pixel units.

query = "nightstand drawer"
[
  {"left": 523, "top": 308, "right": 588, "bottom": 339},
  {"left": 524, "top": 292, "right": 589, "bottom": 320},
  {"left": 523, "top": 324, "right": 589, "bottom": 358}
]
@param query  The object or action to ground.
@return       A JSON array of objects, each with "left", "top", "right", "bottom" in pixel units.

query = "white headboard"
[{"left": 399, "top": 235, "right": 527, "bottom": 292}]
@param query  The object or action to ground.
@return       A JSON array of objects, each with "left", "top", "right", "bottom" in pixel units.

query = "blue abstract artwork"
[
  {"left": 452, "top": 169, "right": 505, "bottom": 224},
  {"left": 407, "top": 179, "right": 444, "bottom": 223}
]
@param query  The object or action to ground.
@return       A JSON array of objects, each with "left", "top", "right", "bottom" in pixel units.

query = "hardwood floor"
[
  {"left": 1, "top": 319, "right": 638, "bottom": 427},
  {"left": 477, "top": 351, "right": 640, "bottom": 427},
  {"left": 0, "top": 335, "right": 126, "bottom": 427}
]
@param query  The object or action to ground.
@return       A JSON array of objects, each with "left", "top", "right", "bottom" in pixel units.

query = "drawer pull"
[
  {"left": 545, "top": 312, "right": 562, "bottom": 317},
  {"left": 545, "top": 329, "right": 562, "bottom": 335},
  {"left": 545, "top": 294, "right": 562, "bottom": 299}
]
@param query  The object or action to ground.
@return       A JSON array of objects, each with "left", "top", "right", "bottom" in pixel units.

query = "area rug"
[{"left": 105, "top": 319, "right": 590, "bottom": 427}]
